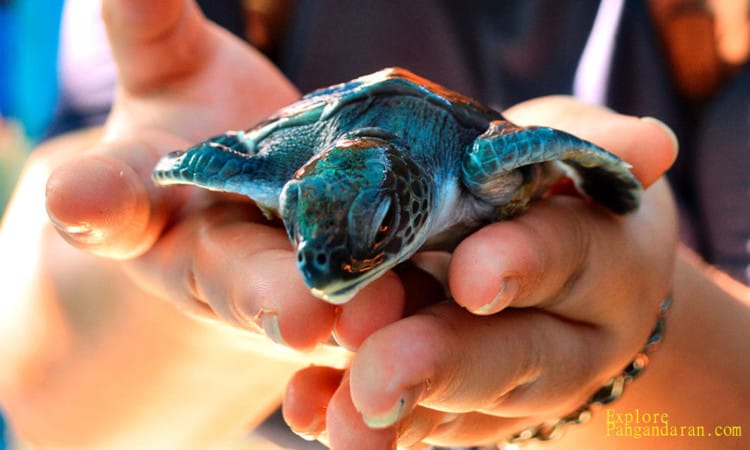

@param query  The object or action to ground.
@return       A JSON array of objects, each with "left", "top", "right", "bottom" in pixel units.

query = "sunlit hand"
[
  {"left": 44, "top": 0, "right": 410, "bottom": 350},
  {"left": 282, "top": 97, "right": 680, "bottom": 448}
]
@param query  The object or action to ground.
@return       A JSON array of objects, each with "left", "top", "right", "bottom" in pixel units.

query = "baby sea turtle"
[{"left": 153, "top": 68, "right": 641, "bottom": 304}]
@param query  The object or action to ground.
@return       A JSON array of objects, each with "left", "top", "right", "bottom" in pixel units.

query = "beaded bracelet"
[{"left": 493, "top": 294, "right": 673, "bottom": 449}]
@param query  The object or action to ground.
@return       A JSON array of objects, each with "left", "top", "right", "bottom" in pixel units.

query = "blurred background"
[
  {"left": 1, "top": 1, "right": 64, "bottom": 448},
  {"left": 1, "top": 0, "right": 63, "bottom": 218}
]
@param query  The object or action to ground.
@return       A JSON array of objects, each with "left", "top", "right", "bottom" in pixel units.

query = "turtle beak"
[
  {"left": 310, "top": 287, "right": 356, "bottom": 304},
  {"left": 294, "top": 239, "right": 363, "bottom": 304}
]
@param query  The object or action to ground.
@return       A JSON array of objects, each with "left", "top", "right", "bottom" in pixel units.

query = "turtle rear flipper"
[{"left": 462, "top": 120, "right": 642, "bottom": 216}]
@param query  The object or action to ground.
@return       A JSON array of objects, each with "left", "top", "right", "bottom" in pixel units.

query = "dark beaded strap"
[{"left": 493, "top": 294, "right": 672, "bottom": 448}]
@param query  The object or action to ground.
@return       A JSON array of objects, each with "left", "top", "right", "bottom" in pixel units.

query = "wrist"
[{"left": 529, "top": 246, "right": 750, "bottom": 449}]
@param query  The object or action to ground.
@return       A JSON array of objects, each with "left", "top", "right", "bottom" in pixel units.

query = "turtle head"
[{"left": 280, "top": 134, "right": 432, "bottom": 304}]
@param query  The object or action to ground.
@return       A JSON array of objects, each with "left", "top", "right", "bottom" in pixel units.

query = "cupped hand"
[
  {"left": 282, "top": 97, "right": 680, "bottom": 448},
  {"left": 43, "top": 0, "right": 407, "bottom": 350}
]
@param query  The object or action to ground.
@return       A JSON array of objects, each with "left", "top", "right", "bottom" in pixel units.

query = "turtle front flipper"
[
  {"left": 153, "top": 131, "right": 311, "bottom": 217},
  {"left": 462, "top": 120, "right": 642, "bottom": 217}
]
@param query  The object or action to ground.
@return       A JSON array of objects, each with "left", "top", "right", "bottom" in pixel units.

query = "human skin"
[
  {"left": 280, "top": 99, "right": 689, "bottom": 449},
  {"left": 0, "top": 127, "right": 348, "bottom": 449},
  {"left": 43, "top": 0, "right": 408, "bottom": 352},
  {"left": 0, "top": 0, "right": 349, "bottom": 447},
  {"left": 281, "top": 109, "right": 749, "bottom": 449},
  {"left": 0, "top": 0, "right": 416, "bottom": 446},
  {"left": 2, "top": 0, "right": 748, "bottom": 449}
]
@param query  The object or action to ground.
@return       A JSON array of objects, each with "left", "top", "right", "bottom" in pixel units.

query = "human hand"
[
  {"left": 282, "top": 97, "right": 680, "bottom": 448},
  {"left": 44, "top": 0, "right": 412, "bottom": 351}
]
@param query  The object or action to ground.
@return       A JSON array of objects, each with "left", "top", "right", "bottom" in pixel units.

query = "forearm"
[{"left": 540, "top": 246, "right": 750, "bottom": 450}]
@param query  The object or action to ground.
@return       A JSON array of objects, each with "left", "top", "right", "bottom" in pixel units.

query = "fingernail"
[
  {"left": 292, "top": 413, "right": 325, "bottom": 441},
  {"left": 361, "top": 386, "right": 422, "bottom": 429},
  {"left": 260, "top": 310, "right": 288, "bottom": 347},
  {"left": 331, "top": 310, "right": 359, "bottom": 352},
  {"left": 640, "top": 116, "right": 679, "bottom": 155},
  {"left": 47, "top": 215, "right": 106, "bottom": 245},
  {"left": 473, "top": 277, "right": 519, "bottom": 315}
]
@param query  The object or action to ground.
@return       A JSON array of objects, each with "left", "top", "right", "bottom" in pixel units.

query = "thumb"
[
  {"left": 503, "top": 96, "right": 679, "bottom": 188},
  {"left": 101, "top": 0, "right": 211, "bottom": 94},
  {"left": 46, "top": 131, "right": 190, "bottom": 259}
]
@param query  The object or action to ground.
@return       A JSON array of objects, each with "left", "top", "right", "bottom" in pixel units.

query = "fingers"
[
  {"left": 44, "top": 134, "right": 412, "bottom": 349},
  {"left": 49, "top": 1, "right": 298, "bottom": 260},
  {"left": 332, "top": 271, "right": 406, "bottom": 350},
  {"left": 332, "top": 258, "right": 448, "bottom": 350},
  {"left": 100, "top": 0, "right": 298, "bottom": 138},
  {"left": 283, "top": 366, "right": 532, "bottom": 448},
  {"left": 119, "top": 197, "right": 417, "bottom": 350},
  {"left": 503, "top": 96, "right": 679, "bottom": 188},
  {"left": 46, "top": 134, "right": 189, "bottom": 259},
  {"left": 46, "top": 142, "right": 407, "bottom": 349},
  {"left": 284, "top": 365, "right": 557, "bottom": 448},
  {"left": 283, "top": 366, "right": 342, "bottom": 441},
  {"left": 449, "top": 196, "right": 599, "bottom": 317},
  {"left": 285, "top": 367, "right": 401, "bottom": 449},
  {"left": 349, "top": 303, "right": 612, "bottom": 427},
  {"left": 344, "top": 305, "right": 649, "bottom": 448},
  {"left": 284, "top": 99, "right": 680, "bottom": 447},
  {"left": 450, "top": 99, "right": 680, "bottom": 319},
  {"left": 101, "top": 0, "right": 210, "bottom": 94},
  {"left": 450, "top": 180, "right": 677, "bottom": 324},
  {"left": 327, "top": 376, "right": 398, "bottom": 450},
  {"left": 337, "top": 301, "right": 641, "bottom": 447},
  {"left": 119, "top": 200, "right": 335, "bottom": 349}
]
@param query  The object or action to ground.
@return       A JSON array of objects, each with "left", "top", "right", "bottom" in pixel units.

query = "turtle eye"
[
  {"left": 349, "top": 194, "right": 396, "bottom": 255},
  {"left": 372, "top": 197, "right": 397, "bottom": 249}
]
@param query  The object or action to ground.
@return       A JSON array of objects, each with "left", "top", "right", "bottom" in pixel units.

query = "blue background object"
[
  {"left": 0, "top": 0, "right": 64, "bottom": 141},
  {"left": 0, "top": 2, "right": 13, "bottom": 118},
  {"left": 0, "top": 409, "right": 7, "bottom": 450}
]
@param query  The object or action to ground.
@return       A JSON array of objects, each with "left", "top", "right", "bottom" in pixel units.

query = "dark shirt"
[{"left": 274, "top": 0, "right": 749, "bottom": 285}]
